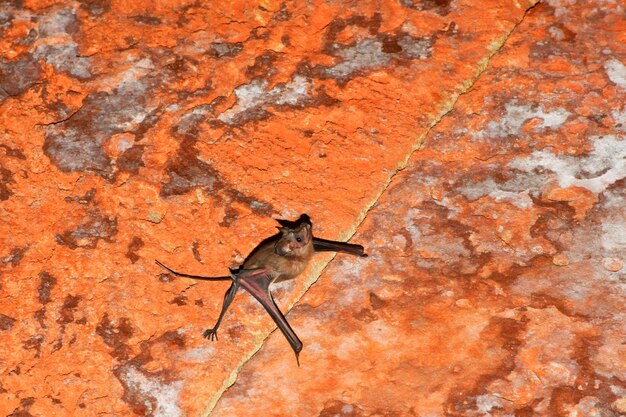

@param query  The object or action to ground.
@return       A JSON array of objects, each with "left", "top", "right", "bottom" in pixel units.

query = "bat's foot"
[{"left": 203, "top": 328, "right": 219, "bottom": 341}]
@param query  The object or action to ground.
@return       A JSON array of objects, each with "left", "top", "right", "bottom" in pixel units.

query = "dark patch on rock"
[
  {"left": 369, "top": 292, "right": 388, "bottom": 310},
  {"left": 0, "top": 313, "right": 16, "bottom": 330},
  {"left": 164, "top": 57, "right": 186, "bottom": 74},
  {"left": 191, "top": 240, "right": 202, "bottom": 263},
  {"left": 0, "top": 8, "right": 15, "bottom": 32},
  {"left": 170, "top": 295, "right": 187, "bottom": 306},
  {"left": 17, "top": 29, "right": 38, "bottom": 47},
  {"left": 2, "top": 245, "right": 28, "bottom": 267},
  {"left": 246, "top": 50, "right": 281, "bottom": 79},
  {"left": 38, "top": 271, "right": 57, "bottom": 304},
  {"left": 164, "top": 56, "right": 197, "bottom": 78},
  {"left": 126, "top": 236, "right": 144, "bottom": 264},
  {"left": 58, "top": 294, "right": 82, "bottom": 325},
  {"left": 445, "top": 315, "right": 527, "bottom": 413},
  {"left": 399, "top": 0, "right": 452, "bottom": 15},
  {"left": 0, "top": 53, "right": 42, "bottom": 99},
  {"left": 319, "top": 400, "right": 365, "bottom": 417},
  {"left": 381, "top": 34, "right": 403, "bottom": 53},
  {"left": 161, "top": 329, "right": 186, "bottom": 348},
  {"left": 44, "top": 77, "right": 157, "bottom": 179},
  {"left": 41, "top": 96, "right": 76, "bottom": 121},
  {"left": 43, "top": 99, "right": 113, "bottom": 177},
  {"left": 162, "top": 110, "right": 276, "bottom": 222},
  {"left": 133, "top": 15, "right": 162, "bottom": 25},
  {"left": 0, "top": 164, "right": 15, "bottom": 200},
  {"left": 208, "top": 41, "right": 244, "bottom": 59},
  {"left": 8, "top": 397, "right": 36, "bottom": 417},
  {"left": 529, "top": 209, "right": 572, "bottom": 252},
  {"left": 272, "top": 2, "right": 291, "bottom": 22},
  {"left": 35, "top": 271, "right": 57, "bottom": 329},
  {"left": 34, "top": 309, "right": 47, "bottom": 329},
  {"left": 171, "top": 104, "right": 213, "bottom": 139},
  {"left": 50, "top": 294, "right": 83, "bottom": 352},
  {"left": 549, "top": 386, "right": 584, "bottom": 416},
  {"left": 0, "top": 144, "right": 26, "bottom": 159},
  {"left": 64, "top": 188, "right": 96, "bottom": 205},
  {"left": 226, "top": 323, "right": 246, "bottom": 340},
  {"left": 528, "top": 292, "right": 586, "bottom": 319},
  {"left": 353, "top": 308, "right": 377, "bottom": 323},
  {"left": 324, "top": 14, "right": 382, "bottom": 54},
  {"left": 96, "top": 313, "right": 135, "bottom": 361},
  {"left": 568, "top": 334, "right": 616, "bottom": 412},
  {"left": 250, "top": 26, "right": 271, "bottom": 40},
  {"left": 78, "top": 0, "right": 111, "bottom": 16},
  {"left": 117, "top": 144, "right": 146, "bottom": 173},
  {"left": 160, "top": 137, "right": 221, "bottom": 197},
  {"left": 56, "top": 212, "right": 118, "bottom": 249},
  {"left": 516, "top": 401, "right": 543, "bottom": 417},
  {"left": 22, "top": 334, "right": 44, "bottom": 358}
]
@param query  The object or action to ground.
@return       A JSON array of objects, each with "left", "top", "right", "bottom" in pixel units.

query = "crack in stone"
[{"left": 351, "top": 0, "right": 541, "bottom": 240}]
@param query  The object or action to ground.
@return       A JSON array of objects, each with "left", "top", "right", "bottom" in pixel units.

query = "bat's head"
[{"left": 275, "top": 223, "right": 312, "bottom": 257}]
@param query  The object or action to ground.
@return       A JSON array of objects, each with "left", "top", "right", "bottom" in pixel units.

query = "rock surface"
[
  {"left": 1, "top": 0, "right": 624, "bottom": 416},
  {"left": 209, "top": 1, "right": 626, "bottom": 417}
]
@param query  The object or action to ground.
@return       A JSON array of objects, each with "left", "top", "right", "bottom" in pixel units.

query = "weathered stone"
[
  {"left": 210, "top": 1, "right": 626, "bottom": 416},
  {"left": 5, "top": 0, "right": 623, "bottom": 416}
]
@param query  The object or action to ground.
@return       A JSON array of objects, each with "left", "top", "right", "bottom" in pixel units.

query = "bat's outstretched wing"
[
  {"left": 313, "top": 238, "right": 368, "bottom": 257},
  {"left": 236, "top": 269, "right": 303, "bottom": 364}
]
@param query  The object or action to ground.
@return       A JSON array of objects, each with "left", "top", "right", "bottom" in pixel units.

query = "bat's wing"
[
  {"left": 236, "top": 269, "right": 303, "bottom": 363},
  {"left": 313, "top": 237, "right": 368, "bottom": 257}
]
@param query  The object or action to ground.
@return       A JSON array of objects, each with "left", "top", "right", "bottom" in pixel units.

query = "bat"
[{"left": 156, "top": 215, "right": 367, "bottom": 364}]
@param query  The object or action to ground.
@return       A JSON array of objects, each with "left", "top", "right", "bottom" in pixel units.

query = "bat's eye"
[{"left": 296, "top": 237, "right": 302, "bottom": 243}]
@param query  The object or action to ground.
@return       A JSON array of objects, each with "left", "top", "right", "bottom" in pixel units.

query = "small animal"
[{"left": 156, "top": 215, "right": 367, "bottom": 363}]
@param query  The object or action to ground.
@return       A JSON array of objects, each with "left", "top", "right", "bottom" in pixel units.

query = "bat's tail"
[
  {"left": 155, "top": 260, "right": 232, "bottom": 281},
  {"left": 312, "top": 238, "right": 368, "bottom": 257}
]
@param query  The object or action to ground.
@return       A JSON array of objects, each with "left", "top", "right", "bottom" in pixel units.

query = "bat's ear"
[
  {"left": 297, "top": 223, "right": 312, "bottom": 241},
  {"left": 276, "top": 226, "right": 289, "bottom": 234}
]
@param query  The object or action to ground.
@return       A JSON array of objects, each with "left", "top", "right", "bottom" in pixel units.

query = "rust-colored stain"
[{"left": 2, "top": 0, "right": 624, "bottom": 416}]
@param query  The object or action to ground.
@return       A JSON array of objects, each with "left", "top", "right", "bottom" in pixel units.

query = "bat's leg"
[
  {"left": 203, "top": 281, "right": 239, "bottom": 341},
  {"left": 236, "top": 269, "right": 303, "bottom": 364},
  {"left": 155, "top": 260, "right": 232, "bottom": 281},
  {"left": 312, "top": 238, "right": 368, "bottom": 257}
]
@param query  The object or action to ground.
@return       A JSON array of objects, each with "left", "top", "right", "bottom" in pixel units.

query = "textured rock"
[
  {"left": 0, "top": 0, "right": 543, "bottom": 416},
  {"left": 210, "top": 1, "right": 626, "bottom": 417}
]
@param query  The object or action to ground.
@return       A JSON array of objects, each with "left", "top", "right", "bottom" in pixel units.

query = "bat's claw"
[{"left": 203, "top": 328, "right": 219, "bottom": 341}]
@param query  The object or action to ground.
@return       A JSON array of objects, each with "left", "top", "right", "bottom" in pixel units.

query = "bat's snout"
[{"left": 275, "top": 245, "right": 292, "bottom": 256}]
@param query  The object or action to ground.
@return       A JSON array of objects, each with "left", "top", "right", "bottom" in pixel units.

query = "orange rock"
[
  {"left": 543, "top": 184, "right": 599, "bottom": 221},
  {"left": 4, "top": 0, "right": 625, "bottom": 416},
  {"left": 210, "top": 2, "right": 626, "bottom": 416},
  {"left": 552, "top": 253, "right": 570, "bottom": 266}
]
